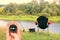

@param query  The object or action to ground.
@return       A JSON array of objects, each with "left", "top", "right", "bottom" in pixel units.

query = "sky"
[
  {"left": 0, "top": 0, "right": 54, "bottom": 5},
  {"left": 0, "top": 0, "right": 32, "bottom": 5}
]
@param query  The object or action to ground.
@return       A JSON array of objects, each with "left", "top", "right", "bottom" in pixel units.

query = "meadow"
[{"left": 0, "top": 28, "right": 60, "bottom": 40}]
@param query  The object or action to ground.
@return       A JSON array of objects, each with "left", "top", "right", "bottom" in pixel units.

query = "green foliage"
[{"left": 0, "top": 1, "right": 60, "bottom": 16}]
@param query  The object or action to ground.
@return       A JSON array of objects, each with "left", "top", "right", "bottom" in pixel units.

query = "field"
[
  {"left": 0, "top": 28, "right": 60, "bottom": 40},
  {"left": 0, "top": 15, "right": 60, "bottom": 40},
  {"left": 0, "top": 15, "right": 60, "bottom": 23}
]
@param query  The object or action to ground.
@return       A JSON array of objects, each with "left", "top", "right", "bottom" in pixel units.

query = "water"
[
  {"left": 49, "top": 24, "right": 60, "bottom": 34},
  {"left": 0, "top": 20, "right": 60, "bottom": 34}
]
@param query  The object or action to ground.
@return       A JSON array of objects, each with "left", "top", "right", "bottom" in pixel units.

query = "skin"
[{"left": 6, "top": 21, "right": 22, "bottom": 40}]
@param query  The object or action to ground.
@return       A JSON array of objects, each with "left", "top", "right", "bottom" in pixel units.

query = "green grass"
[
  {"left": 0, "top": 28, "right": 60, "bottom": 40},
  {"left": 0, "top": 15, "right": 38, "bottom": 21},
  {"left": 0, "top": 15, "right": 60, "bottom": 22},
  {"left": 49, "top": 16, "right": 60, "bottom": 23}
]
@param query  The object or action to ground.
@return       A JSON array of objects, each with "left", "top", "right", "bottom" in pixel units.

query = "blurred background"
[{"left": 0, "top": 0, "right": 60, "bottom": 40}]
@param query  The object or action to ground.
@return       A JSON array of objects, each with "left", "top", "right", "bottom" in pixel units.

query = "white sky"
[
  {"left": 0, "top": 0, "right": 32, "bottom": 5},
  {"left": 0, "top": 0, "right": 54, "bottom": 5}
]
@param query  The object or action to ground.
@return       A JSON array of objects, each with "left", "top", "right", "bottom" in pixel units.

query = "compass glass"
[{"left": 9, "top": 24, "right": 17, "bottom": 33}]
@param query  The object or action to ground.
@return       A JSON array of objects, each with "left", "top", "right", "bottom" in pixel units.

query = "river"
[{"left": 0, "top": 20, "right": 60, "bottom": 34}]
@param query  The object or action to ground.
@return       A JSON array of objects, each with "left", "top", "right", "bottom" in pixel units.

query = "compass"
[{"left": 9, "top": 24, "right": 17, "bottom": 33}]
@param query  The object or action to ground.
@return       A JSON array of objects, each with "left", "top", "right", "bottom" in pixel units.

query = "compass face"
[{"left": 9, "top": 24, "right": 17, "bottom": 33}]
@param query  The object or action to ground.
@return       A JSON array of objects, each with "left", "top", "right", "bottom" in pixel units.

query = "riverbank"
[
  {"left": 0, "top": 15, "right": 60, "bottom": 23},
  {"left": 0, "top": 28, "right": 60, "bottom": 40}
]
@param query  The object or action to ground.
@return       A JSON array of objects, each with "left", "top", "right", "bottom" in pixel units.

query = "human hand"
[
  {"left": 10, "top": 33, "right": 20, "bottom": 40},
  {"left": 6, "top": 21, "right": 21, "bottom": 40}
]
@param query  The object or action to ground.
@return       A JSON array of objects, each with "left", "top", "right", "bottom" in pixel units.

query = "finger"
[
  {"left": 6, "top": 22, "right": 10, "bottom": 40},
  {"left": 17, "top": 29, "right": 22, "bottom": 40},
  {"left": 10, "top": 33, "right": 18, "bottom": 37}
]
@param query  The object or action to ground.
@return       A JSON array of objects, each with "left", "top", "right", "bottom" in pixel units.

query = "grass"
[
  {"left": 49, "top": 16, "right": 60, "bottom": 23},
  {"left": 0, "top": 15, "right": 60, "bottom": 22},
  {"left": 0, "top": 28, "right": 60, "bottom": 40},
  {"left": 0, "top": 15, "right": 38, "bottom": 21}
]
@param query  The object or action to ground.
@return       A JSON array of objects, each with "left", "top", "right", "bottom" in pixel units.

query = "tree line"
[{"left": 0, "top": 1, "right": 60, "bottom": 16}]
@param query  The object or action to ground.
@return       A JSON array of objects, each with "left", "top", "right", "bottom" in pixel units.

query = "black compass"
[{"left": 9, "top": 24, "right": 17, "bottom": 33}]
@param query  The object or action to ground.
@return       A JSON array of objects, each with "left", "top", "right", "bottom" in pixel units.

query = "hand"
[
  {"left": 10, "top": 33, "right": 20, "bottom": 40},
  {"left": 6, "top": 21, "right": 22, "bottom": 40}
]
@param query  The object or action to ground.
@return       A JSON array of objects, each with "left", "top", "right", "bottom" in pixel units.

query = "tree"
[{"left": 2, "top": 3, "right": 17, "bottom": 15}]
